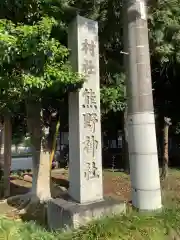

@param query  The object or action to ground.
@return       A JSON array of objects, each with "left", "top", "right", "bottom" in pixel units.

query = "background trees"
[
  {"left": 1, "top": 0, "right": 180, "bottom": 199},
  {"left": 0, "top": 0, "right": 83, "bottom": 209},
  {"left": 149, "top": 0, "right": 180, "bottom": 173}
]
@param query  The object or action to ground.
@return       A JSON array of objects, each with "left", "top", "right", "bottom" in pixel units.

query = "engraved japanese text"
[
  {"left": 84, "top": 161, "right": 100, "bottom": 180},
  {"left": 82, "top": 88, "right": 97, "bottom": 108},
  {"left": 82, "top": 59, "right": 95, "bottom": 75},
  {"left": 83, "top": 113, "right": 98, "bottom": 133},
  {"left": 82, "top": 39, "right": 96, "bottom": 57},
  {"left": 83, "top": 135, "right": 98, "bottom": 158}
]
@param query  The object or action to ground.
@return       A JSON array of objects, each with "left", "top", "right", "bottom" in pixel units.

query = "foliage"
[
  {"left": 0, "top": 16, "right": 82, "bottom": 100},
  {"left": 149, "top": 0, "right": 180, "bottom": 65},
  {"left": 70, "top": 0, "right": 126, "bottom": 115},
  {"left": 0, "top": 207, "right": 180, "bottom": 239},
  {"left": 101, "top": 74, "right": 126, "bottom": 114},
  {"left": 4, "top": 0, "right": 180, "bottom": 137},
  {"left": 0, "top": 0, "right": 84, "bottom": 129},
  {"left": 0, "top": 0, "right": 126, "bottom": 137},
  {"left": 149, "top": 0, "right": 180, "bottom": 119}
]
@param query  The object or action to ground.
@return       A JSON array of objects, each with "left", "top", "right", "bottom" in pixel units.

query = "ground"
[
  {"left": 0, "top": 168, "right": 179, "bottom": 215},
  {"left": 0, "top": 168, "right": 180, "bottom": 239},
  {"left": 1, "top": 168, "right": 131, "bottom": 215}
]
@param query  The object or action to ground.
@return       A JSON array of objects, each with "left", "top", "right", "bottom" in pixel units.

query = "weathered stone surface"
[
  {"left": 68, "top": 15, "right": 103, "bottom": 203},
  {"left": 47, "top": 196, "right": 126, "bottom": 230}
]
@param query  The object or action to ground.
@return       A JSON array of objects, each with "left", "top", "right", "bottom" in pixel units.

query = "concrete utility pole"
[{"left": 124, "top": 0, "right": 162, "bottom": 210}]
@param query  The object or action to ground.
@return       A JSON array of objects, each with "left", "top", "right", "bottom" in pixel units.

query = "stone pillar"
[
  {"left": 68, "top": 15, "right": 103, "bottom": 203},
  {"left": 125, "top": 0, "right": 162, "bottom": 210}
]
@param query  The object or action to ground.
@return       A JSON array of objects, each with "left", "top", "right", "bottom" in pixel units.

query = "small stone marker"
[{"left": 68, "top": 15, "right": 103, "bottom": 203}]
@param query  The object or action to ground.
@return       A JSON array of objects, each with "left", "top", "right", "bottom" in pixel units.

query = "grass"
[
  {"left": 1, "top": 168, "right": 180, "bottom": 239},
  {"left": 0, "top": 208, "right": 180, "bottom": 239}
]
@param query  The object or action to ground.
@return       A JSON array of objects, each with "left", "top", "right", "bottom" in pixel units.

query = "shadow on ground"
[
  {"left": 51, "top": 177, "right": 69, "bottom": 189},
  {"left": 3, "top": 174, "right": 70, "bottom": 227},
  {"left": 10, "top": 182, "right": 30, "bottom": 196}
]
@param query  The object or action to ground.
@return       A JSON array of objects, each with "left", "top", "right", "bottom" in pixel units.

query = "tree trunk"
[
  {"left": 7, "top": 99, "right": 51, "bottom": 216},
  {"left": 50, "top": 118, "right": 60, "bottom": 169},
  {"left": 161, "top": 117, "right": 171, "bottom": 180},
  {"left": 3, "top": 115, "right": 12, "bottom": 197},
  {"left": 26, "top": 99, "right": 51, "bottom": 202}
]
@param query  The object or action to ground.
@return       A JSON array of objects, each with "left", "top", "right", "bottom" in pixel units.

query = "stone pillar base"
[{"left": 47, "top": 195, "right": 126, "bottom": 230}]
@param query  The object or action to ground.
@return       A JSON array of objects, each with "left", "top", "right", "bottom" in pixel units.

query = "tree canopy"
[
  {"left": 148, "top": 0, "right": 180, "bottom": 136},
  {"left": 1, "top": 0, "right": 180, "bottom": 138}
]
